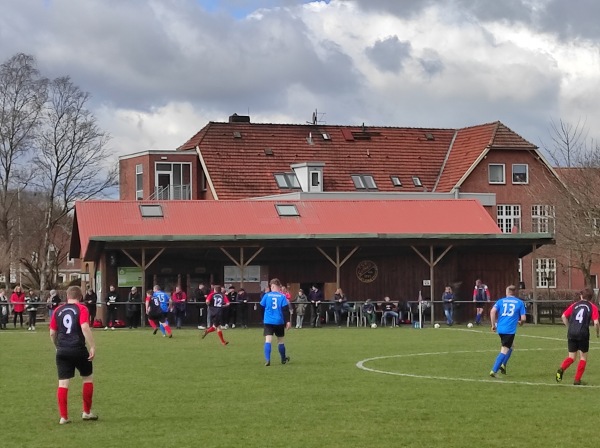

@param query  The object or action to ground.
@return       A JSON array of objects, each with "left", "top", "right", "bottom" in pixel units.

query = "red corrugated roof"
[{"left": 71, "top": 199, "right": 502, "bottom": 258}]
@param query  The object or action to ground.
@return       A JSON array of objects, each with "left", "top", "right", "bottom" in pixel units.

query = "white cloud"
[{"left": 1, "top": 0, "right": 600, "bottom": 162}]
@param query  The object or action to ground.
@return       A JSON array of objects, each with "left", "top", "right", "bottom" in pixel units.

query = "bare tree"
[
  {"left": 0, "top": 54, "right": 47, "bottom": 282},
  {"left": 33, "top": 76, "right": 117, "bottom": 290},
  {"left": 534, "top": 120, "right": 600, "bottom": 288}
]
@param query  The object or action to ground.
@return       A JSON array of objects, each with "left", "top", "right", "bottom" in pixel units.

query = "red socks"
[
  {"left": 217, "top": 329, "right": 226, "bottom": 344},
  {"left": 148, "top": 320, "right": 157, "bottom": 330},
  {"left": 560, "top": 357, "right": 575, "bottom": 371},
  {"left": 83, "top": 382, "right": 94, "bottom": 414},
  {"left": 57, "top": 387, "right": 69, "bottom": 419},
  {"left": 163, "top": 324, "right": 172, "bottom": 336},
  {"left": 575, "top": 360, "right": 587, "bottom": 382}
]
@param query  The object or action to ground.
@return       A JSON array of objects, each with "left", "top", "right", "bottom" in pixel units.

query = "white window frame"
[
  {"left": 531, "top": 205, "right": 555, "bottom": 233},
  {"left": 135, "top": 164, "right": 143, "bottom": 200},
  {"left": 274, "top": 173, "right": 300, "bottom": 189},
  {"left": 351, "top": 174, "right": 378, "bottom": 190},
  {"left": 497, "top": 205, "right": 521, "bottom": 233},
  {"left": 512, "top": 164, "right": 529, "bottom": 184},
  {"left": 489, "top": 164, "right": 506, "bottom": 184},
  {"left": 535, "top": 258, "right": 556, "bottom": 288}
]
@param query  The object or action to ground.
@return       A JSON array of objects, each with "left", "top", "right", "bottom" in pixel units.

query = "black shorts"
[
  {"left": 475, "top": 301, "right": 485, "bottom": 309},
  {"left": 210, "top": 310, "right": 224, "bottom": 327},
  {"left": 499, "top": 333, "right": 515, "bottom": 349},
  {"left": 56, "top": 350, "right": 93, "bottom": 380},
  {"left": 263, "top": 324, "right": 285, "bottom": 338},
  {"left": 148, "top": 311, "right": 167, "bottom": 324},
  {"left": 568, "top": 338, "right": 589, "bottom": 353}
]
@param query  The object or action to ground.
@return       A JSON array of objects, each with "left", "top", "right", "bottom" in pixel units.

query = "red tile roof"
[
  {"left": 178, "top": 120, "right": 538, "bottom": 200},
  {"left": 71, "top": 199, "right": 502, "bottom": 259},
  {"left": 435, "top": 122, "right": 538, "bottom": 192}
]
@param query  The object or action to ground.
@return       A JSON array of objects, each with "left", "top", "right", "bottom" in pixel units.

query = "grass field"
[{"left": 1, "top": 323, "right": 599, "bottom": 448}]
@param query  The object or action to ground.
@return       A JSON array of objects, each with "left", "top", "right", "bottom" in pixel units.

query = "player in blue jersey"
[
  {"left": 260, "top": 278, "right": 291, "bottom": 366},
  {"left": 489, "top": 285, "right": 526, "bottom": 377},
  {"left": 150, "top": 285, "right": 172, "bottom": 338}
]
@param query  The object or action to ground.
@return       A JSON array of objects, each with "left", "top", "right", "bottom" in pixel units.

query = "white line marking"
[{"left": 356, "top": 349, "right": 600, "bottom": 388}]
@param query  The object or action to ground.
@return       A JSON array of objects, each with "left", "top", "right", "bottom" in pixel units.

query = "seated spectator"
[
  {"left": 332, "top": 288, "right": 349, "bottom": 327},
  {"left": 362, "top": 299, "right": 377, "bottom": 327},
  {"left": 381, "top": 296, "right": 399, "bottom": 326}
]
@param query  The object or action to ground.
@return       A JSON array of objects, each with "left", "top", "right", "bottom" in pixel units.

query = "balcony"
[{"left": 150, "top": 184, "right": 191, "bottom": 200}]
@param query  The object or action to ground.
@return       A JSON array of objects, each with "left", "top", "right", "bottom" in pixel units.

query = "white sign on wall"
[
  {"left": 224, "top": 265, "right": 261, "bottom": 283},
  {"left": 422, "top": 279, "right": 431, "bottom": 286}
]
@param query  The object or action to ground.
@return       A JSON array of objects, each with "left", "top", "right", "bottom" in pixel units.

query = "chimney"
[{"left": 229, "top": 113, "right": 251, "bottom": 123}]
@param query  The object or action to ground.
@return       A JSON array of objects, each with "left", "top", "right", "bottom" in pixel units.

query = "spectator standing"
[
  {"left": 49, "top": 285, "right": 98, "bottom": 424},
  {"left": 83, "top": 288, "right": 98, "bottom": 328},
  {"left": 126, "top": 287, "right": 141, "bottom": 329},
  {"left": 473, "top": 279, "right": 491, "bottom": 326},
  {"left": 171, "top": 285, "right": 187, "bottom": 330},
  {"left": 104, "top": 285, "right": 119, "bottom": 330},
  {"left": 332, "top": 288, "right": 348, "bottom": 327},
  {"left": 237, "top": 288, "right": 250, "bottom": 328},
  {"left": 25, "top": 289, "right": 39, "bottom": 331},
  {"left": 442, "top": 285, "right": 455, "bottom": 326},
  {"left": 194, "top": 283, "right": 207, "bottom": 330},
  {"left": 10, "top": 285, "right": 26, "bottom": 328},
  {"left": 260, "top": 278, "right": 291, "bottom": 366},
  {"left": 0, "top": 289, "right": 8, "bottom": 329},
  {"left": 84, "top": 288, "right": 98, "bottom": 326},
  {"left": 48, "top": 290, "right": 61, "bottom": 319},
  {"left": 225, "top": 285, "right": 238, "bottom": 329},
  {"left": 294, "top": 289, "right": 308, "bottom": 329},
  {"left": 308, "top": 285, "right": 324, "bottom": 328},
  {"left": 556, "top": 288, "right": 600, "bottom": 385},
  {"left": 201, "top": 285, "right": 229, "bottom": 345},
  {"left": 489, "top": 285, "right": 526, "bottom": 377}
]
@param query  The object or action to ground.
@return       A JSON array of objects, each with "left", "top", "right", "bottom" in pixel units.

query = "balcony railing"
[{"left": 149, "top": 184, "right": 191, "bottom": 200}]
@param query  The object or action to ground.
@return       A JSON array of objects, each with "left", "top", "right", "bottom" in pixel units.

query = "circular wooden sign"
[{"left": 356, "top": 260, "right": 378, "bottom": 283}]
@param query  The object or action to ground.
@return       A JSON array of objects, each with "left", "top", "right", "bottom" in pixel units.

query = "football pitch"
[{"left": 1, "top": 323, "right": 598, "bottom": 448}]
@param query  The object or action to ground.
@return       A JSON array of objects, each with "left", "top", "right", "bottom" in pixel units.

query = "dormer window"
[
  {"left": 351, "top": 174, "right": 377, "bottom": 190},
  {"left": 391, "top": 176, "right": 402, "bottom": 187},
  {"left": 274, "top": 173, "right": 300, "bottom": 189}
]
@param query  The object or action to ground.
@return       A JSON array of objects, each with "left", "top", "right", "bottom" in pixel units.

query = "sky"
[{"left": 2, "top": 0, "right": 600, "bottom": 164}]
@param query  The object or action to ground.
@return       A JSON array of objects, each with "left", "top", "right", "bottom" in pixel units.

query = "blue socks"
[
  {"left": 475, "top": 313, "right": 482, "bottom": 324},
  {"left": 278, "top": 343, "right": 286, "bottom": 361},
  {"left": 503, "top": 348, "right": 513, "bottom": 366},
  {"left": 264, "top": 342, "right": 272, "bottom": 363},
  {"left": 492, "top": 352, "right": 506, "bottom": 373},
  {"left": 159, "top": 323, "right": 166, "bottom": 335}
]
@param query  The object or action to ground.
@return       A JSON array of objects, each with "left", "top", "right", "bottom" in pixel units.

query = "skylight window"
[
  {"left": 412, "top": 176, "right": 423, "bottom": 187},
  {"left": 275, "top": 204, "right": 299, "bottom": 217},
  {"left": 391, "top": 176, "right": 402, "bottom": 187},
  {"left": 351, "top": 174, "right": 378, "bottom": 190},
  {"left": 274, "top": 173, "right": 300, "bottom": 189},
  {"left": 140, "top": 204, "right": 163, "bottom": 218}
]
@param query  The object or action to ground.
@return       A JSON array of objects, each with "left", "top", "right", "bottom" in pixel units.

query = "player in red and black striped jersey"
[
  {"left": 556, "top": 288, "right": 600, "bottom": 385},
  {"left": 49, "top": 286, "right": 98, "bottom": 424},
  {"left": 201, "top": 285, "right": 229, "bottom": 346}
]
